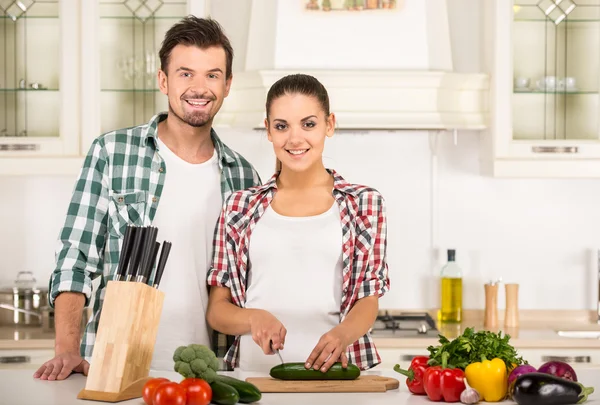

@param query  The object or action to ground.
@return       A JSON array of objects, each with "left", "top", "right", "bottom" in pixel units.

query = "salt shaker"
[
  {"left": 484, "top": 281, "right": 499, "bottom": 329},
  {"left": 504, "top": 283, "right": 519, "bottom": 328}
]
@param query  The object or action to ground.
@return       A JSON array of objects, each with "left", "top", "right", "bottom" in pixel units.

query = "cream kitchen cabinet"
[
  {"left": 376, "top": 348, "right": 430, "bottom": 369},
  {"left": 517, "top": 348, "right": 600, "bottom": 367},
  {"left": 0, "top": 0, "right": 208, "bottom": 175},
  {"left": 482, "top": 0, "right": 600, "bottom": 178},
  {"left": 376, "top": 347, "right": 600, "bottom": 370},
  {"left": 0, "top": 349, "right": 54, "bottom": 369}
]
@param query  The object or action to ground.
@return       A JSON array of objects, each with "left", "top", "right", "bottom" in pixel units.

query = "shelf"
[
  {"left": 0, "top": 16, "right": 58, "bottom": 20},
  {"left": 0, "top": 88, "right": 58, "bottom": 92},
  {"left": 99, "top": 16, "right": 183, "bottom": 20},
  {"left": 513, "top": 90, "right": 598, "bottom": 95},
  {"left": 101, "top": 89, "right": 159, "bottom": 93},
  {"left": 515, "top": 19, "right": 600, "bottom": 22}
]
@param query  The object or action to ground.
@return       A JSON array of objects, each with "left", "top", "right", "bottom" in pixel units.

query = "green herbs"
[{"left": 426, "top": 327, "right": 526, "bottom": 370}]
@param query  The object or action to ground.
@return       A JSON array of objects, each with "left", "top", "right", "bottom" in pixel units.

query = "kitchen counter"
[
  {"left": 375, "top": 309, "right": 600, "bottom": 349},
  {"left": 2, "top": 309, "right": 600, "bottom": 351},
  {"left": 3, "top": 367, "right": 600, "bottom": 405}
]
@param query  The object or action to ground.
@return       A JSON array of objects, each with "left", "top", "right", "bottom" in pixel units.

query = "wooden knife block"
[{"left": 78, "top": 281, "right": 165, "bottom": 402}]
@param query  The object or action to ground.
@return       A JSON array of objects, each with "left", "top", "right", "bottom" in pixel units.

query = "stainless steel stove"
[{"left": 370, "top": 311, "right": 439, "bottom": 338}]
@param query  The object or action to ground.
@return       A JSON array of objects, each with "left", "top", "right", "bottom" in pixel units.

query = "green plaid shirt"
[{"left": 48, "top": 112, "right": 261, "bottom": 368}]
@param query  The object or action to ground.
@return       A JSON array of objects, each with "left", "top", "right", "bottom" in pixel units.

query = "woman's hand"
[
  {"left": 248, "top": 309, "right": 287, "bottom": 355},
  {"left": 305, "top": 325, "right": 350, "bottom": 373}
]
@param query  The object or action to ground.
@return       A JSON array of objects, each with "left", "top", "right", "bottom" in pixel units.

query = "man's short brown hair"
[{"left": 159, "top": 16, "right": 234, "bottom": 79}]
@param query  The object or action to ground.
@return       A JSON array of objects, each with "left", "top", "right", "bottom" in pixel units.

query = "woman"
[{"left": 206, "top": 74, "right": 389, "bottom": 373}]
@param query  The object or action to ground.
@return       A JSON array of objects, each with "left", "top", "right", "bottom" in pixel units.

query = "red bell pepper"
[
  {"left": 393, "top": 356, "right": 430, "bottom": 395},
  {"left": 423, "top": 366, "right": 466, "bottom": 402}
]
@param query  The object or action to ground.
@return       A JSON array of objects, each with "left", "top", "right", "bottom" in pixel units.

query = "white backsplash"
[{"left": 1, "top": 129, "right": 598, "bottom": 311}]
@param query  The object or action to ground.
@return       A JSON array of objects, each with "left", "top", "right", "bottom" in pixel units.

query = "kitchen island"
[{"left": 3, "top": 367, "right": 600, "bottom": 405}]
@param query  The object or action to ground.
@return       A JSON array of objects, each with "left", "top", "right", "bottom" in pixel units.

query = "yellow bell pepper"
[{"left": 465, "top": 358, "right": 508, "bottom": 402}]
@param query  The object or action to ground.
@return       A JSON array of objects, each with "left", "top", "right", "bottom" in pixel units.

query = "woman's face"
[{"left": 265, "top": 93, "right": 335, "bottom": 173}]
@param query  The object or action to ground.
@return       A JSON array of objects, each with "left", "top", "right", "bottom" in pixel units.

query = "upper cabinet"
[
  {"left": 80, "top": 0, "right": 204, "bottom": 160},
  {"left": 0, "top": 0, "right": 79, "bottom": 164},
  {"left": 483, "top": 0, "right": 600, "bottom": 177},
  {"left": 0, "top": 0, "right": 204, "bottom": 175}
]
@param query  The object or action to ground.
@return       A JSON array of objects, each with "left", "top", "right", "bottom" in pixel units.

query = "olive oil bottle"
[{"left": 439, "top": 249, "right": 463, "bottom": 323}]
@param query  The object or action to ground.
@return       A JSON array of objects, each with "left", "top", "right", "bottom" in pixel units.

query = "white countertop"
[{"left": 3, "top": 367, "right": 600, "bottom": 405}]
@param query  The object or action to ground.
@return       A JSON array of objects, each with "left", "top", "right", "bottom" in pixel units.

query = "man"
[{"left": 33, "top": 16, "right": 261, "bottom": 381}]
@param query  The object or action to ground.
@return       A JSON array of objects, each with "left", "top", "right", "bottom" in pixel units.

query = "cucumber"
[
  {"left": 269, "top": 362, "right": 360, "bottom": 380},
  {"left": 209, "top": 380, "right": 239, "bottom": 405},
  {"left": 215, "top": 375, "right": 262, "bottom": 403}
]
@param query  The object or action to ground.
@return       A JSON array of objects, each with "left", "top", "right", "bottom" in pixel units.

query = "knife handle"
[
  {"left": 139, "top": 227, "right": 158, "bottom": 281},
  {"left": 153, "top": 241, "right": 172, "bottom": 288},
  {"left": 139, "top": 241, "right": 160, "bottom": 284},
  {"left": 125, "top": 226, "right": 146, "bottom": 280},
  {"left": 114, "top": 226, "right": 136, "bottom": 281}
]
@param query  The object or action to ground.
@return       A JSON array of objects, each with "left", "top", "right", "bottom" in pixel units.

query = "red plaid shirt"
[{"left": 207, "top": 169, "right": 390, "bottom": 370}]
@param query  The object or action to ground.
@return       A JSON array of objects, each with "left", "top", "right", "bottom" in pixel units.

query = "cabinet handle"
[
  {"left": 532, "top": 146, "right": 578, "bottom": 154},
  {"left": 541, "top": 355, "right": 590, "bottom": 363},
  {"left": 0, "top": 144, "right": 39, "bottom": 152},
  {"left": 400, "top": 355, "right": 424, "bottom": 361},
  {"left": 0, "top": 356, "right": 30, "bottom": 364}
]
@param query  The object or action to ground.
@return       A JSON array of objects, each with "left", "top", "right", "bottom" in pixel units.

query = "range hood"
[{"left": 214, "top": 0, "right": 489, "bottom": 130}]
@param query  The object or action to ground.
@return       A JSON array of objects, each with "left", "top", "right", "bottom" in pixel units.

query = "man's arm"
[
  {"left": 35, "top": 138, "right": 110, "bottom": 381},
  {"left": 33, "top": 293, "right": 90, "bottom": 380},
  {"left": 54, "top": 292, "right": 86, "bottom": 355}
]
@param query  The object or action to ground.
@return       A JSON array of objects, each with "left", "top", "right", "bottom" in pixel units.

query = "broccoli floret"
[
  {"left": 190, "top": 359, "right": 208, "bottom": 374},
  {"left": 173, "top": 346, "right": 186, "bottom": 362},
  {"left": 172, "top": 343, "right": 220, "bottom": 383},
  {"left": 179, "top": 347, "right": 197, "bottom": 363},
  {"left": 174, "top": 361, "right": 193, "bottom": 378},
  {"left": 201, "top": 368, "right": 217, "bottom": 383}
]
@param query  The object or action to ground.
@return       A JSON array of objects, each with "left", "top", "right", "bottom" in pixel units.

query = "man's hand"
[
  {"left": 248, "top": 309, "right": 287, "bottom": 355},
  {"left": 33, "top": 352, "right": 89, "bottom": 381},
  {"left": 305, "top": 326, "right": 350, "bottom": 373}
]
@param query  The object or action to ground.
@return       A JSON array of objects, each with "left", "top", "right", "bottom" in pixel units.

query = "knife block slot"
[{"left": 78, "top": 281, "right": 165, "bottom": 402}]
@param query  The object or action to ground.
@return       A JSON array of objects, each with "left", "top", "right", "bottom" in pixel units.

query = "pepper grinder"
[
  {"left": 504, "top": 283, "right": 519, "bottom": 328},
  {"left": 484, "top": 280, "right": 499, "bottom": 329}
]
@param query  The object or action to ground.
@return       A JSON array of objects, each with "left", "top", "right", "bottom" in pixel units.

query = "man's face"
[{"left": 158, "top": 44, "right": 231, "bottom": 127}]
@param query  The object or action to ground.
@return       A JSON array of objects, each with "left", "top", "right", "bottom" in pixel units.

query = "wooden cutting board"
[{"left": 245, "top": 376, "right": 400, "bottom": 393}]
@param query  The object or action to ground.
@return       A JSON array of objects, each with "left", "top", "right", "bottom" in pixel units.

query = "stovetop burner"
[{"left": 370, "top": 311, "right": 439, "bottom": 338}]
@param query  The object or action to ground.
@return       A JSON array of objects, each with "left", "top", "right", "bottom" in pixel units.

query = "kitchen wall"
[{"left": 0, "top": 0, "right": 599, "bottom": 311}]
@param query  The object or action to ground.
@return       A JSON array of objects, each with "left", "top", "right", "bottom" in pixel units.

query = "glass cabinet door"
[
  {"left": 512, "top": 0, "right": 600, "bottom": 148},
  {"left": 0, "top": 0, "right": 79, "bottom": 155},
  {"left": 98, "top": 0, "right": 188, "bottom": 134}
]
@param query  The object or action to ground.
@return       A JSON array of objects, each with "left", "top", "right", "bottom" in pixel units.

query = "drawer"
[{"left": 0, "top": 349, "right": 54, "bottom": 369}]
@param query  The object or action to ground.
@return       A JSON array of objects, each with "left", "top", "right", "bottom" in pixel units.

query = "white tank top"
[
  {"left": 150, "top": 137, "right": 222, "bottom": 371},
  {"left": 239, "top": 202, "right": 343, "bottom": 372}
]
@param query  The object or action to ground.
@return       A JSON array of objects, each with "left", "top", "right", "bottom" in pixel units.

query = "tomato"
[
  {"left": 153, "top": 382, "right": 186, "bottom": 405},
  {"left": 142, "top": 378, "right": 169, "bottom": 405},
  {"left": 179, "top": 378, "right": 212, "bottom": 405}
]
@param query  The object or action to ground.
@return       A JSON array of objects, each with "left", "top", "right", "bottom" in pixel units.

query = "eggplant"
[{"left": 511, "top": 372, "right": 594, "bottom": 405}]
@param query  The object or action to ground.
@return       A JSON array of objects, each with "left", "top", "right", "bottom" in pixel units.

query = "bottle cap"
[{"left": 447, "top": 249, "right": 456, "bottom": 262}]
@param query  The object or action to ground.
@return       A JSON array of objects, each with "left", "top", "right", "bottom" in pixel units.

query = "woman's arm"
[
  {"left": 306, "top": 190, "right": 390, "bottom": 372},
  {"left": 207, "top": 286, "right": 287, "bottom": 354},
  {"left": 304, "top": 295, "right": 378, "bottom": 372}
]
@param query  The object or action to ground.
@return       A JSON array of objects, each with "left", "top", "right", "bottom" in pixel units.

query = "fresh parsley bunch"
[{"left": 426, "top": 327, "right": 527, "bottom": 370}]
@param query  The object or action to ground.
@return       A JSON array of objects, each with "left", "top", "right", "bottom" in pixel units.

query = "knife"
[{"left": 271, "top": 341, "right": 284, "bottom": 365}]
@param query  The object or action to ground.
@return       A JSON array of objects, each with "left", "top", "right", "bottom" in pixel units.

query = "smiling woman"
[{"left": 206, "top": 74, "right": 391, "bottom": 375}]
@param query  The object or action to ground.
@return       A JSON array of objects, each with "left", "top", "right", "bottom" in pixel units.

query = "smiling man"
[{"left": 33, "top": 16, "right": 261, "bottom": 381}]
